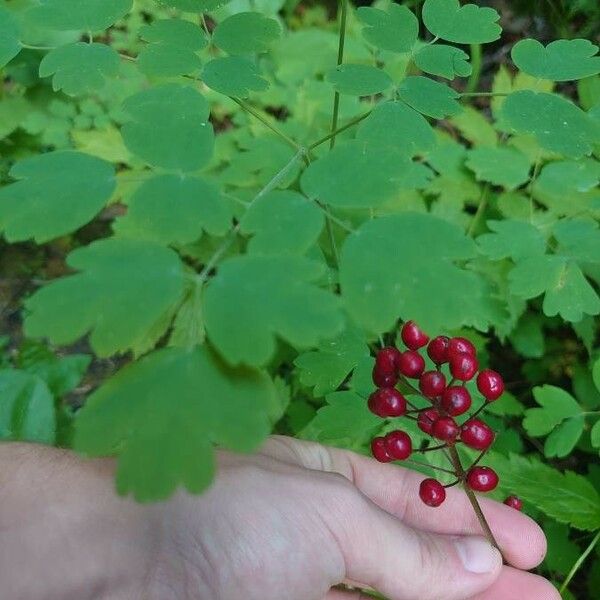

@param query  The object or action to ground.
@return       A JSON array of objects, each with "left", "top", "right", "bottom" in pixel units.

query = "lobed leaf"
[
  {"left": 524, "top": 385, "right": 582, "bottom": 436},
  {"left": 356, "top": 4, "right": 418, "bottom": 54},
  {"left": 0, "top": 7, "right": 21, "bottom": 68},
  {"left": 477, "top": 220, "right": 546, "bottom": 262},
  {"left": 466, "top": 146, "right": 531, "bottom": 190},
  {"left": 397, "top": 76, "right": 462, "bottom": 119},
  {"left": 29, "top": 0, "right": 133, "bottom": 31},
  {"left": 413, "top": 44, "right": 472, "bottom": 80},
  {"left": 326, "top": 64, "right": 392, "bottom": 96},
  {"left": 213, "top": 12, "right": 281, "bottom": 55},
  {"left": 202, "top": 56, "right": 269, "bottom": 97}
]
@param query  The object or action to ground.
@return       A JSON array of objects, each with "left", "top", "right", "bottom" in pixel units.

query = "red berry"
[
  {"left": 398, "top": 350, "right": 425, "bottom": 378},
  {"left": 372, "top": 365, "right": 398, "bottom": 388},
  {"left": 432, "top": 416, "right": 459, "bottom": 441},
  {"left": 461, "top": 419, "right": 495, "bottom": 450},
  {"left": 427, "top": 335, "right": 450, "bottom": 364},
  {"left": 371, "top": 437, "right": 392, "bottom": 462},
  {"left": 417, "top": 408, "right": 440, "bottom": 435},
  {"left": 466, "top": 466, "right": 499, "bottom": 492},
  {"left": 367, "top": 388, "right": 407, "bottom": 418},
  {"left": 376, "top": 347, "right": 401, "bottom": 375},
  {"left": 419, "top": 478, "right": 446, "bottom": 507},
  {"left": 449, "top": 352, "right": 479, "bottom": 381},
  {"left": 477, "top": 369, "right": 505, "bottom": 401},
  {"left": 448, "top": 337, "right": 476, "bottom": 358},
  {"left": 504, "top": 496, "right": 523, "bottom": 511},
  {"left": 419, "top": 370, "right": 447, "bottom": 398},
  {"left": 401, "top": 321, "right": 430, "bottom": 351},
  {"left": 384, "top": 430, "right": 412, "bottom": 460},
  {"left": 441, "top": 386, "right": 472, "bottom": 416}
]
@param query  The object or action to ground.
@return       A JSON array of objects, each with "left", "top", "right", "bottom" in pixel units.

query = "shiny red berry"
[
  {"left": 448, "top": 337, "right": 476, "bottom": 358},
  {"left": 371, "top": 437, "right": 392, "bottom": 462},
  {"left": 376, "top": 347, "right": 401, "bottom": 374},
  {"left": 432, "top": 416, "right": 459, "bottom": 441},
  {"left": 427, "top": 335, "right": 450, "bottom": 364},
  {"left": 417, "top": 408, "right": 440, "bottom": 435},
  {"left": 368, "top": 388, "right": 407, "bottom": 418},
  {"left": 466, "top": 466, "right": 499, "bottom": 492},
  {"left": 384, "top": 430, "right": 412, "bottom": 460},
  {"left": 441, "top": 386, "right": 472, "bottom": 416},
  {"left": 449, "top": 352, "right": 479, "bottom": 381},
  {"left": 372, "top": 365, "right": 398, "bottom": 388},
  {"left": 461, "top": 419, "right": 495, "bottom": 450},
  {"left": 419, "top": 370, "right": 447, "bottom": 398},
  {"left": 419, "top": 478, "right": 446, "bottom": 507},
  {"left": 398, "top": 350, "right": 425, "bottom": 378},
  {"left": 401, "top": 321, "right": 430, "bottom": 351},
  {"left": 504, "top": 496, "right": 523, "bottom": 511},
  {"left": 477, "top": 369, "right": 505, "bottom": 401}
]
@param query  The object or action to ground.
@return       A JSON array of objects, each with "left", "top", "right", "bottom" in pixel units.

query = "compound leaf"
[
  {"left": 326, "top": 64, "right": 392, "bottom": 96},
  {"left": 204, "top": 255, "right": 343, "bottom": 366},
  {"left": 524, "top": 385, "right": 582, "bottom": 436},
  {"left": 413, "top": 44, "right": 472, "bottom": 80},
  {"left": 74, "top": 345, "right": 275, "bottom": 501},
  {"left": 0, "top": 151, "right": 115, "bottom": 243},
  {"left": 29, "top": 0, "right": 133, "bottom": 31},
  {"left": 477, "top": 220, "right": 546, "bottom": 262},
  {"left": 356, "top": 4, "right": 418, "bottom": 54},
  {"left": 0, "top": 7, "right": 21, "bottom": 68},
  {"left": 25, "top": 238, "right": 187, "bottom": 357},
  {"left": 512, "top": 39, "right": 600, "bottom": 82},
  {"left": 466, "top": 146, "right": 531, "bottom": 190},
  {"left": 398, "top": 76, "right": 462, "bottom": 118},
  {"left": 121, "top": 83, "right": 214, "bottom": 172},
  {"left": 202, "top": 56, "right": 269, "bottom": 97},
  {"left": 213, "top": 12, "right": 281, "bottom": 55}
]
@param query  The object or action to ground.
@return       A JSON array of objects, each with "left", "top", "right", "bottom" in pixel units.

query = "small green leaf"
[
  {"left": 25, "top": 238, "right": 187, "bottom": 357},
  {"left": 213, "top": 12, "right": 281, "bottom": 55},
  {"left": 544, "top": 417, "right": 584, "bottom": 458},
  {"left": 159, "top": 0, "right": 232, "bottom": 12},
  {"left": 0, "top": 369, "right": 55, "bottom": 444},
  {"left": 594, "top": 358, "right": 600, "bottom": 392},
  {"left": 327, "top": 64, "right": 392, "bottom": 96},
  {"left": 450, "top": 105, "right": 497, "bottom": 146},
  {"left": 478, "top": 220, "right": 546, "bottom": 261},
  {"left": 0, "top": 151, "right": 115, "bottom": 243},
  {"left": 114, "top": 174, "right": 232, "bottom": 245},
  {"left": 356, "top": 4, "right": 418, "bottom": 54},
  {"left": 543, "top": 521, "right": 582, "bottom": 577},
  {"left": 204, "top": 255, "right": 343, "bottom": 366},
  {"left": 29, "top": 0, "right": 133, "bottom": 31},
  {"left": 591, "top": 420, "right": 600, "bottom": 450},
  {"left": 422, "top": 0, "right": 501, "bottom": 44},
  {"left": 509, "top": 313, "right": 545, "bottom": 358},
  {"left": 0, "top": 7, "right": 20, "bottom": 68},
  {"left": 502, "top": 90, "right": 600, "bottom": 158},
  {"left": 121, "top": 83, "right": 214, "bottom": 172},
  {"left": 512, "top": 39, "right": 600, "bottom": 82},
  {"left": 466, "top": 146, "right": 531, "bottom": 190},
  {"left": 535, "top": 159, "right": 600, "bottom": 198},
  {"left": 39, "top": 43, "right": 120, "bottom": 96},
  {"left": 241, "top": 190, "right": 324, "bottom": 255},
  {"left": 413, "top": 44, "right": 472, "bottom": 80},
  {"left": 398, "top": 76, "right": 462, "bottom": 119},
  {"left": 169, "top": 283, "right": 205, "bottom": 349},
  {"left": 553, "top": 219, "right": 600, "bottom": 263},
  {"left": 202, "top": 56, "right": 269, "bottom": 97},
  {"left": 74, "top": 345, "right": 275, "bottom": 501}
]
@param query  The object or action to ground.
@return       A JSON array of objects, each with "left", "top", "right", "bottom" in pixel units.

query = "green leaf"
[
  {"left": 138, "top": 19, "right": 206, "bottom": 77},
  {"left": 74, "top": 345, "right": 275, "bottom": 501},
  {"left": 240, "top": 190, "right": 324, "bottom": 255},
  {"left": 492, "top": 453, "right": 600, "bottom": 530},
  {"left": 450, "top": 105, "right": 497, "bottom": 146},
  {"left": 535, "top": 159, "right": 600, "bottom": 198},
  {"left": 113, "top": 174, "right": 232, "bottom": 245},
  {"left": 466, "top": 146, "right": 531, "bottom": 190},
  {"left": 294, "top": 326, "right": 370, "bottom": 397},
  {"left": 397, "top": 76, "right": 462, "bottom": 119},
  {"left": 0, "top": 151, "right": 115, "bottom": 243},
  {"left": 594, "top": 357, "right": 600, "bottom": 392},
  {"left": 0, "top": 7, "right": 21, "bottom": 68},
  {"left": 204, "top": 255, "right": 343, "bottom": 366},
  {"left": 543, "top": 521, "right": 581, "bottom": 577},
  {"left": 422, "top": 0, "right": 501, "bottom": 44},
  {"left": 29, "top": 0, "right": 133, "bottom": 31},
  {"left": 510, "top": 255, "right": 600, "bottom": 322},
  {"left": 169, "top": 282, "right": 205, "bottom": 349},
  {"left": 356, "top": 101, "right": 436, "bottom": 157},
  {"left": 213, "top": 12, "right": 281, "bottom": 55},
  {"left": 591, "top": 420, "right": 600, "bottom": 450},
  {"left": 340, "top": 213, "right": 495, "bottom": 334},
  {"left": 0, "top": 369, "right": 55, "bottom": 444},
  {"left": 25, "top": 238, "right": 187, "bottom": 357},
  {"left": 512, "top": 39, "right": 600, "bottom": 82},
  {"left": 326, "top": 64, "right": 393, "bottom": 96},
  {"left": 553, "top": 219, "right": 600, "bottom": 263},
  {"left": 478, "top": 220, "right": 546, "bottom": 262},
  {"left": 509, "top": 313, "right": 545, "bottom": 358},
  {"left": 121, "top": 83, "right": 214, "bottom": 172},
  {"left": 524, "top": 385, "right": 582, "bottom": 436},
  {"left": 413, "top": 44, "right": 472, "bottom": 80},
  {"left": 202, "top": 56, "right": 269, "bottom": 97},
  {"left": 356, "top": 4, "right": 418, "bottom": 54},
  {"left": 159, "top": 0, "right": 231, "bottom": 12},
  {"left": 39, "top": 43, "right": 120, "bottom": 96},
  {"left": 544, "top": 417, "right": 584, "bottom": 458},
  {"left": 301, "top": 142, "right": 431, "bottom": 208},
  {"left": 502, "top": 91, "right": 600, "bottom": 158}
]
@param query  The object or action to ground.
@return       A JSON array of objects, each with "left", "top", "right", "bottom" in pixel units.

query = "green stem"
[
  {"left": 467, "top": 184, "right": 490, "bottom": 237},
  {"left": 19, "top": 43, "right": 55, "bottom": 51},
  {"left": 329, "top": 0, "right": 348, "bottom": 150},
  {"left": 528, "top": 154, "right": 543, "bottom": 223},
  {"left": 407, "top": 459, "right": 456, "bottom": 475},
  {"left": 460, "top": 92, "right": 509, "bottom": 98},
  {"left": 465, "top": 44, "right": 482, "bottom": 95},
  {"left": 559, "top": 530, "right": 600, "bottom": 596},
  {"left": 309, "top": 109, "right": 372, "bottom": 150}
]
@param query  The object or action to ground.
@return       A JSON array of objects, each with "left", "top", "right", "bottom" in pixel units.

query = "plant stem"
[
  {"left": 464, "top": 44, "right": 482, "bottom": 94},
  {"left": 459, "top": 92, "right": 509, "bottom": 98},
  {"left": 20, "top": 43, "right": 55, "bottom": 51},
  {"left": 407, "top": 458, "right": 456, "bottom": 475},
  {"left": 328, "top": 0, "right": 348, "bottom": 149},
  {"left": 559, "top": 529, "right": 600, "bottom": 595},
  {"left": 309, "top": 109, "right": 372, "bottom": 150},
  {"left": 467, "top": 183, "right": 490, "bottom": 237}
]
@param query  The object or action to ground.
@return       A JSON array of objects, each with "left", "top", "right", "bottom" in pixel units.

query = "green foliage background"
[{"left": 0, "top": 0, "right": 599, "bottom": 596}]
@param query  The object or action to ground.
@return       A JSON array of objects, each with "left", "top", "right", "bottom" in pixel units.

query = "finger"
[
  {"left": 468, "top": 565, "right": 561, "bottom": 600},
  {"left": 323, "top": 588, "right": 370, "bottom": 600},
  {"left": 261, "top": 436, "right": 546, "bottom": 570}
]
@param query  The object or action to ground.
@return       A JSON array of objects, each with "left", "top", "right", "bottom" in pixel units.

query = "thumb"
[{"left": 328, "top": 486, "right": 502, "bottom": 600}]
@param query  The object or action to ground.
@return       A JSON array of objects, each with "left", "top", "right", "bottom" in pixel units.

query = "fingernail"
[{"left": 454, "top": 537, "right": 501, "bottom": 574}]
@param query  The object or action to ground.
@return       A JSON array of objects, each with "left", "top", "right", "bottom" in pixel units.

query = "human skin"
[{"left": 0, "top": 436, "right": 559, "bottom": 600}]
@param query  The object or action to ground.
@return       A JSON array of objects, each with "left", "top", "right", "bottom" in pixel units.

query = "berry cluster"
[{"left": 368, "top": 321, "right": 521, "bottom": 511}]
